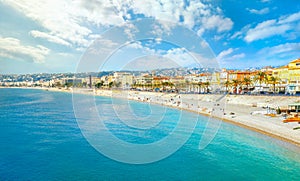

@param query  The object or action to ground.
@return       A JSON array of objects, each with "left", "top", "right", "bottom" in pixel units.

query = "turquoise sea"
[{"left": 1, "top": 88, "right": 300, "bottom": 180}]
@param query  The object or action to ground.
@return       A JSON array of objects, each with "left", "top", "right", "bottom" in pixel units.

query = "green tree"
[
  {"left": 242, "top": 77, "right": 252, "bottom": 91},
  {"left": 54, "top": 82, "right": 62, "bottom": 87},
  {"left": 162, "top": 82, "right": 169, "bottom": 91},
  {"left": 155, "top": 82, "right": 162, "bottom": 90},
  {"left": 65, "top": 82, "right": 73, "bottom": 88},
  {"left": 254, "top": 71, "right": 267, "bottom": 91},
  {"left": 95, "top": 81, "right": 104, "bottom": 88},
  {"left": 198, "top": 82, "right": 203, "bottom": 93},
  {"left": 76, "top": 83, "right": 83, "bottom": 88},
  {"left": 231, "top": 79, "right": 240, "bottom": 94},
  {"left": 115, "top": 81, "right": 122, "bottom": 88},
  {"left": 108, "top": 82, "right": 113, "bottom": 88},
  {"left": 204, "top": 81, "right": 210, "bottom": 93},
  {"left": 223, "top": 80, "right": 231, "bottom": 93},
  {"left": 169, "top": 82, "right": 175, "bottom": 91},
  {"left": 268, "top": 76, "right": 280, "bottom": 93}
]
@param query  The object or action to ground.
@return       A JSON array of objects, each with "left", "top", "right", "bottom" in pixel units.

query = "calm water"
[{"left": 1, "top": 88, "right": 300, "bottom": 180}]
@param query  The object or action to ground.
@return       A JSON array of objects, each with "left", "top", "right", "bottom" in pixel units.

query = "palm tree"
[
  {"left": 242, "top": 77, "right": 252, "bottom": 91},
  {"left": 169, "top": 82, "right": 175, "bottom": 91},
  {"left": 204, "top": 81, "right": 210, "bottom": 93},
  {"left": 162, "top": 82, "right": 170, "bottom": 92},
  {"left": 108, "top": 81, "right": 113, "bottom": 88},
  {"left": 185, "top": 80, "right": 191, "bottom": 92},
  {"left": 254, "top": 71, "right": 267, "bottom": 91},
  {"left": 223, "top": 80, "right": 231, "bottom": 93},
  {"left": 154, "top": 82, "right": 162, "bottom": 91},
  {"left": 198, "top": 82, "right": 203, "bottom": 93},
  {"left": 231, "top": 79, "right": 240, "bottom": 94},
  {"left": 95, "top": 80, "right": 104, "bottom": 88},
  {"left": 268, "top": 76, "right": 281, "bottom": 93}
]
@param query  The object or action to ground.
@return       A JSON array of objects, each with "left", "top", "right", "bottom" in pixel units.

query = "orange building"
[{"left": 227, "top": 70, "right": 253, "bottom": 81}]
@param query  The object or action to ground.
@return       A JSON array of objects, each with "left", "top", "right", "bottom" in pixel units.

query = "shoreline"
[
  {"left": 94, "top": 89, "right": 300, "bottom": 147},
  {"left": 2, "top": 86, "right": 300, "bottom": 147}
]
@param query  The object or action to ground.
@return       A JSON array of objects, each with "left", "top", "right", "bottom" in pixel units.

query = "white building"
[{"left": 114, "top": 72, "right": 134, "bottom": 89}]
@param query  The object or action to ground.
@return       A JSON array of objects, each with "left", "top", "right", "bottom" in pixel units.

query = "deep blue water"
[{"left": 1, "top": 88, "right": 300, "bottom": 180}]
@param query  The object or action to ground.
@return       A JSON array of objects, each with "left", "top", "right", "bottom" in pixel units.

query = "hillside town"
[{"left": 1, "top": 59, "right": 300, "bottom": 95}]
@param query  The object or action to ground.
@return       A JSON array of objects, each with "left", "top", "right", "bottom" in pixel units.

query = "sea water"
[{"left": 1, "top": 88, "right": 300, "bottom": 180}]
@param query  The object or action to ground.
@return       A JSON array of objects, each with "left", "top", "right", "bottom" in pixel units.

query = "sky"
[{"left": 0, "top": 0, "right": 299, "bottom": 74}]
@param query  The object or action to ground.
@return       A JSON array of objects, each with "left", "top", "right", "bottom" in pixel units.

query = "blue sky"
[{"left": 0, "top": 0, "right": 299, "bottom": 74}]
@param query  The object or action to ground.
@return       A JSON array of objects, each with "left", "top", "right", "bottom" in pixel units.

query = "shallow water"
[{"left": 1, "top": 88, "right": 300, "bottom": 180}]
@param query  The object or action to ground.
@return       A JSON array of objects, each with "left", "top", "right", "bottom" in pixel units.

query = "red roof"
[{"left": 153, "top": 77, "right": 170, "bottom": 80}]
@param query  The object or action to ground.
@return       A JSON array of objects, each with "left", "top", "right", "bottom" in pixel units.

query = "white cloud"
[
  {"left": 130, "top": 0, "right": 183, "bottom": 24},
  {"left": 123, "top": 55, "right": 180, "bottom": 71},
  {"left": 30, "top": 30, "right": 71, "bottom": 46},
  {"left": 278, "top": 11, "right": 300, "bottom": 24},
  {"left": 0, "top": 37, "right": 49, "bottom": 63},
  {"left": 2, "top": 0, "right": 89, "bottom": 48},
  {"left": 128, "top": 0, "right": 233, "bottom": 34},
  {"left": 197, "top": 28, "right": 205, "bottom": 37},
  {"left": 244, "top": 19, "right": 290, "bottom": 42},
  {"left": 230, "top": 53, "right": 245, "bottom": 59},
  {"left": 230, "top": 24, "right": 251, "bottom": 39},
  {"left": 163, "top": 48, "right": 195, "bottom": 67},
  {"left": 126, "top": 41, "right": 143, "bottom": 49},
  {"left": 202, "top": 15, "right": 233, "bottom": 32},
  {"left": 117, "top": 42, "right": 204, "bottom": 68},
  {"left": 123, "top": 22, "right": 140, "bottom": 40},
  {"left": 3, "top": 0, "right": 233, "bottom": 51},
  {"left": 261, "top": 0, "right": 270, "bottom": 3},
  {"left": 161, "top": 47, "right": 216, "bottom": 68},
  {"left": 125, "top": 41, "right": 156, "bottom": 55},
  {"left": 200, "top": 40, "right": 209, "bottom": 48},
  {"left": 247, "top": 7, "right": 269, "bottom": 15},
  {"left": 253, "top": 42, "right": 300, "bottom": 66},
  {"left": 216, "top": 48, "right": 244, "bottom": 62},
  {"left": 2, "top": 0, "right": 127, "bottom": 50},
  {"left": 259, "top": 42, "right": 300, "bottom": 55},
  {"left": 87, "top": 38, "right": 120, "bottom": 55},
  {"left": 213, "top": 35, "right": 224, "bottom": 41},
  {"left": 230, "top": 11, "right": 300, "bottom": 43},
  {"left": 57, "top": 52, "right": 73, "bottom": 57},
  {"left": 216, "top": 48, "right": 234, "bottom": 61}
]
